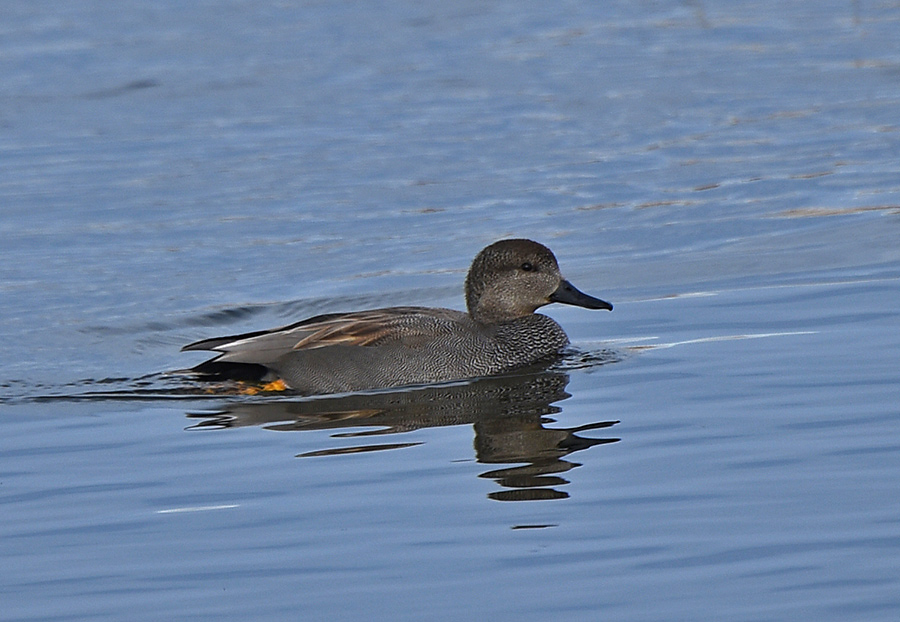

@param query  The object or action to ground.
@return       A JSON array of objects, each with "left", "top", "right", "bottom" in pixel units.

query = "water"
[{"left": 2, "top": 1, "right": 899, "bottom": 620}]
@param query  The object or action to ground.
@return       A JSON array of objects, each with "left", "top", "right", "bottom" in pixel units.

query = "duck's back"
[{"left": 269, "top": 308, "right": 570, "bottom": 394}]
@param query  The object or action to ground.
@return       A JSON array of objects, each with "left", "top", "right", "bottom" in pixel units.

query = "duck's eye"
[{"left": 520, "top": 262, "right": 535, "bottom": 272}]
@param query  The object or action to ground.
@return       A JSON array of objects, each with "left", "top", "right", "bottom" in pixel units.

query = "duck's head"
[{"left": 465, "top": 239, "right": 612, "bottom": 323}]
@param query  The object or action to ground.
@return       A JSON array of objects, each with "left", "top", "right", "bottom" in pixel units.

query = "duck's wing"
[{"left": 181, "top": 307, "right": 464, "bottom": 367}]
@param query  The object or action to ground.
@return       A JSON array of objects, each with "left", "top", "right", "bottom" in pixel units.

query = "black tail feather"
[{"left": 188, "top": 360, "right": 271, "bottom": 383}]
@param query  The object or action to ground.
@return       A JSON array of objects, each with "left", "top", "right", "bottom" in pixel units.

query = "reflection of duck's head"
[
  {"left": 476, "top": 418, "right": 620, "bottom": 501},
  {"left": 473, "top": 417, "right": 619, "bottom": 465},
  {"left": 186, "top": 367, "right": 620, "bottom": 502}
]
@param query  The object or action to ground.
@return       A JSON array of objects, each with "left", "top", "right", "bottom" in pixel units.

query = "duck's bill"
[{"left": 549, "top": 280, "right": 613, "bottom": 311}]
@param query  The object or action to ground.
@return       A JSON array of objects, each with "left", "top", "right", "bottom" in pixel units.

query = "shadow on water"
[{"left": 186, "top": 369, "right": 620, "bottom": 502}]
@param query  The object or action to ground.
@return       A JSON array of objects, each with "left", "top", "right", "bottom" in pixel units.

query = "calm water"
[{"left": 2, "top": 1, "right": 899, "bottom": 620}]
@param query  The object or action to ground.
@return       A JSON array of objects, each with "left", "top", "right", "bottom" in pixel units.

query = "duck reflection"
[{"left": 186, "top": 370, "right": 619, "bottom": 501}]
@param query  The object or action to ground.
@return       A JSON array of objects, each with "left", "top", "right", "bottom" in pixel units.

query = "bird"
[{"left": 181, "top": 238, "right": 612, "bottom": 395}]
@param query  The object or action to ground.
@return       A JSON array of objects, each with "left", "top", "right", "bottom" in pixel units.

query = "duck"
[{"left": 182, "top": 238, "right": 612, "bottom": 394}]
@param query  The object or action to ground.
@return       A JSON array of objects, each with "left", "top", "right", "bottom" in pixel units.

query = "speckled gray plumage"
[
  {"left": 270, "top": 311, "right": 569, "bottom": 394},
  {"left": 182, "top": 239, "right": 612, "bottom": 394}
]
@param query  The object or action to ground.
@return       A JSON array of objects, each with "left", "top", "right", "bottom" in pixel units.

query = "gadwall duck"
[{"left": 182, "top": 239, "right": 612, "bottom": 394}]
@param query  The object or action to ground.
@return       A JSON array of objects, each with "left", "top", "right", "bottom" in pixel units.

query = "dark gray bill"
[{"left": 549, "top": 279, "right": 613, "bottom": 311}]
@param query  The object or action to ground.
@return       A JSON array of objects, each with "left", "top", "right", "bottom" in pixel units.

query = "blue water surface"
[{"left": 2, "top": 1, "right": 899, "bottom": 621}]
